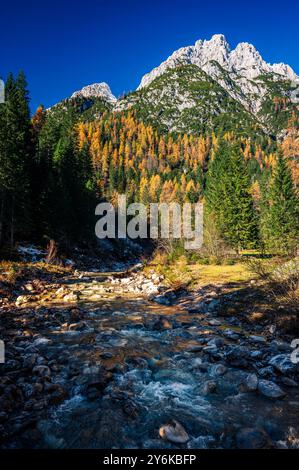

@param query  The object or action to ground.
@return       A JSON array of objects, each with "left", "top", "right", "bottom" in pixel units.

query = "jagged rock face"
[
  {"left": 137, "top": 34, "right": 298, "bottom": 113},
  {"left": 115, "top": 65, "right": 258, "bottom": 134},
  {"left": 71, "top": 82, "right": 117, "bottom": 103}
]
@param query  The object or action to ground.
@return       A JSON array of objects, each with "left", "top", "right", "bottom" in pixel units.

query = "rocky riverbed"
[{"left": 0, "top": 267, "right": 299, "bottom": 449}]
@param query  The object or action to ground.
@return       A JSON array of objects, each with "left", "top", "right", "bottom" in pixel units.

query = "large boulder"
[{"left": 258, "top": 380, "right": 286, "bottom": 399}]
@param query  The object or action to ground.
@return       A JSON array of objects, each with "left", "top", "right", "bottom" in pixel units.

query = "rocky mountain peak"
[
  {"left": 209, "top": 33, "right": 230, "bottom": 47},
  {"left": 229, "top": 42, "right": 264, "bottom": 76},
  {"left": 193, "top": 33, "right": 230, "bottom": 66},
  {"left": 71, "top": 82, "right": 116, "bottom": 103},
  {"left": 137, "top": 34, "right": 298, "bottom": 96}
]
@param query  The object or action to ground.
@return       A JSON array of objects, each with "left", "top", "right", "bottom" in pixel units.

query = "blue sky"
[{"left": 1, "top": 0, "right": 298, "bottom": 111}]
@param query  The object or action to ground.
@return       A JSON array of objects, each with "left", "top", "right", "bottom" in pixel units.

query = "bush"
[{"left": 246, "top": 257, "right": 299, "bottom": 331}]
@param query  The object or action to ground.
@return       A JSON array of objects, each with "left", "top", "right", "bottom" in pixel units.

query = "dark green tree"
[
  {"left": 205, "top": 140, "right": 258, "bottom": 252},
  {"left": 260, "top": 151, "right": 299, "bottom": 254},
  {"left": 0, "top": 72, "right": 32, "bottom": 246}
]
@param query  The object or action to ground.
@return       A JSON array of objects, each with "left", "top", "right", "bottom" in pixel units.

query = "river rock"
[
  {"left": 122, "top": 399, "right": 140, "bottom": 418},
  {"left": 186, "top": 343, "right": 203, "bottom": 352},
  {"left": 269, "top": 354, "right": 298, "bottom": 375},
  {"left": 32, "top": 365, "right": 51, "bottom": 378},
  {"left": 202, "top": 345, "right": 220, "bottom": 358},
  {"left": 159, "top": 420, "right": 189, "bottom": 444},
  {"left": 83, "top": 369, "right": 113, "bottom": 399},
  {"left": 249, "top": 335, "right": 267, "bottom": 344},
  {"left": 224, "top": 346, "right": 250, "bottom": 368},
  {"left": 152, "top": 317, "right": 172, "bottom": 330},
  {"left": 280, "top": 377, "right": 298, "bottom": 387},
  {"left": 83, "top": 364, "right": 100, "bottom": 375},
  {"left": 250, "top": 350, "right": 264, "bottom": 360},
  {"left": 22, "top": 354, "right": 38, "bottom": 368},
  {"left": 258, "top": 366, "right": 275, "bottom": 379},
  {"left": 100, "top": 352, "right": 114, "bottom": 359},
  {"left": 236, "top": 427, "right": 271, "bottom": 449},
  {"left": 244, "top": 373, "right": 258, "bottom": 391},
  {"left": 32, "top": 337, "right": 51, "bottom": 347},
  {"left": 48, "top": 384, "right": 68, "bottom": 404},
  {"left": 191, "top": 358, "right": 210, "bottom": 371},
  {"left": 223, "top": 329, "right": 240, "bottom": 341},
  {"left": 258, "top": 380, "right": 286, "bottom": 399},
  {"left": 207, "top": 299, "right": 220, "bottom": 313},
  {"left": 15, "top": 295, "right": 30, "bottom": 306},
  {"left": 270, "top": 341, "right": 291, "bottom": 352},
  {"left": 152, "top": 295, "right": 171, "bottom": 306},
  {"left": 63, "top": 292, "right": 79, "bottom": 303},
  {"left": 201, "top": 380, "right": 217, "bottom": 395},
  {"left": 210, "top": 364, "right": 227, "bottom": 376},
  {"left": 207, "top": 337, "right": 224, "bottom": 348},
  {"left": 69, "top": 307, "right": 82, "bottom": 322}
]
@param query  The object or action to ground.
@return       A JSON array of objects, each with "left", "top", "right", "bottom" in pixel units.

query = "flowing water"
[{"left": 23, "top": 291, "right": 299, "bottom": 449}]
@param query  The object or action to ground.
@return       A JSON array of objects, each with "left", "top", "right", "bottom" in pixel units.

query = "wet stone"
[
  {"left": 201, "top": 380, "right": 217, "bottom": 395},
  {"left": 249, "top": 335, "right": 267, "bottom": 344},
  {"left": 152, "top": 317, "right": 173, "bottom": 331},
  {"left": 258, "top": 380, "right": 286, "bottom": 399},
  {"left": 223, "top": 329, "right": 240, "bottom": 341},
  {"left": 269, "top": 354, "right": 298, "bottom": 376},
  {"left": 242, "top": 373, "right": 258, "bottom": 391},
  {"left": 159, "top": 420, "right": 189, "bottom": 444},
  {"left": 236, "top": 427, "right": 272, "bottom": 449},
  {"left": 210, "top": 364, "right": 227, "bottom": 376},
  {"left": 258, "top": 366, "right": 275, "bottom": 379},
  {"left": 280, "top": 377, "right": 298, "bottom": 387},
  {"left": 32, "top": 365, "right": 51, "bottom": 378}
]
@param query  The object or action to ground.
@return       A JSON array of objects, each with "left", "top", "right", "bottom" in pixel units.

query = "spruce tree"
[
  {"left": 0, "top": 72, "right": 32, "bottom": 246},
  {"left": 261, "top": 151, "right": 299, "bottom": 254},
  {"left": 205, "top": 140, "right": 258, "bottom": 253}
]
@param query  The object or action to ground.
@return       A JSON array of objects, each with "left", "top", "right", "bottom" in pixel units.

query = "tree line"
[{"left": 0, "top": 73, "right": 298, "bottom": 256}]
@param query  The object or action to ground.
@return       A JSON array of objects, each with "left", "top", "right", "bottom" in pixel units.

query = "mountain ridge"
[
  {"left": 56, "top": 34, "right": 299, "bottom": 136},
  {"left": 137, "top": 34, "right": 298, "bottom": 108}
]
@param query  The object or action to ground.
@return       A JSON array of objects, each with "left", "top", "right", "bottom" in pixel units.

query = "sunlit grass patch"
[{"left": 189, "top": 263, "right": 253, "bottom": 285}]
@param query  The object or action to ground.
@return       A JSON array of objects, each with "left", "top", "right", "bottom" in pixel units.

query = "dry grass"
[
  {"left": 246, "top": 257, "right": 299, "bottom": 331},
  {"left": 189, "top": 263, "right": 253, "bottom": 286},
  {"left": 146, "top": 250, "right": 253, "bottom": 288},
  {"left": 0, "top": 261, "right": 70, "bottom": 286}
]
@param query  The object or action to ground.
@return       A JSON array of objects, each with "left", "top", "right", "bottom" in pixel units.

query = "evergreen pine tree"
[
  {"left": 261, "top": 151, "right": 299, "bottom": 254},
  {"left": 0, "top": 72, "right": 32, "bottom": 246},
  {"left": 205, "top": 140, "right": 258, "bottom": 252}
]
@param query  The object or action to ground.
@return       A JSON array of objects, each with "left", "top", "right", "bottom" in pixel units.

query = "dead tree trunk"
[{"left": 45, "top": 239, "right": 59, "bottom": 264}]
